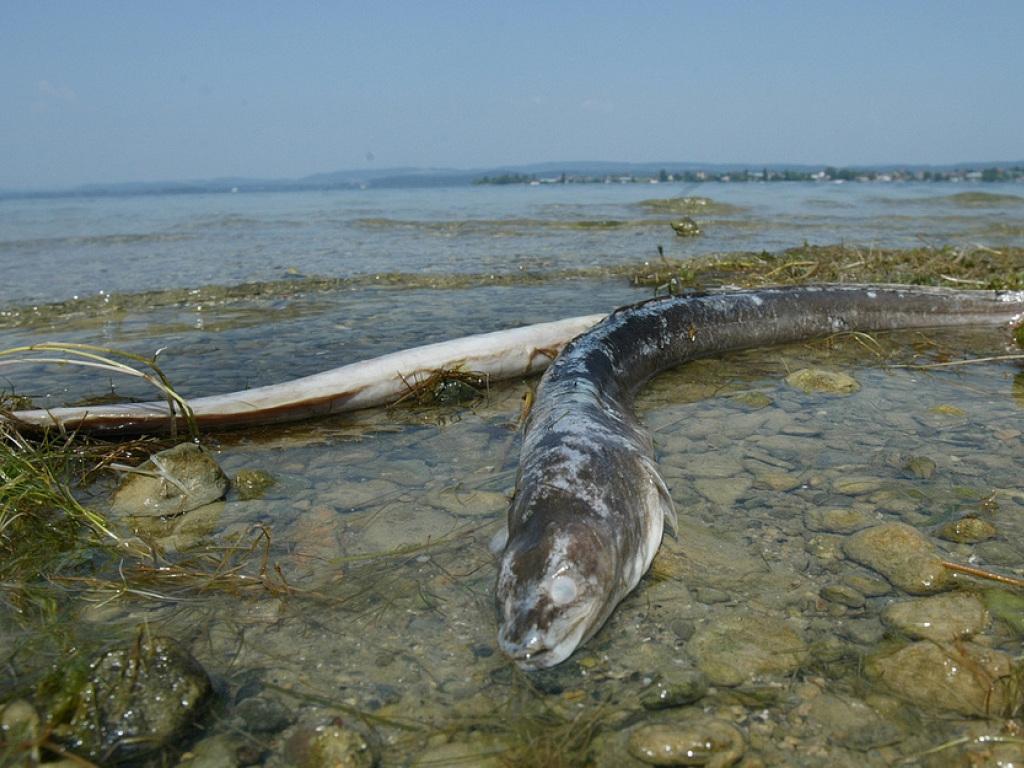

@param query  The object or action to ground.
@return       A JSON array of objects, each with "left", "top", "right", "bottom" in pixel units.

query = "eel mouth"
[{"left": 497, "top": 612, "right": 590, "bottom": 670}]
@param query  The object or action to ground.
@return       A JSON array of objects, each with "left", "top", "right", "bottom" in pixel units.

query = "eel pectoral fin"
[{"left": 640, "top": 455, "right": 678, "bottom": 538}]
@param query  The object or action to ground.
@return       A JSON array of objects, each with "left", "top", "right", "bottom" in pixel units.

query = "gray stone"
[
  {"left": 867, "top": 641, "right": 1013, "bottom": 716},
  {"left": 843, "top": 523, "right": 951, "bottom": 594},
  {"left": 881, "top": 592, "right": 989, "bottom": 642},
  {"left": 903, "top": 455, "right": 936, "bottom": 479},
  {"left": 785, "top": 368, "right": 860, "bottom": 395},
  {"left": 1, "top": 700, "right": 40, "bottom": 763},
  {"left": 111, "top": 443, "right": 228, "bottom": 518},
  {"left": 974, "top": 540, "right": 1021, "bottom": 566},
  {"left": 426, "top": 487, "right": 508, "bottom": 518},
  {"left": 235, "top": 695, "right": 294, "bottom": 733},
  {"left": 176, "top": 733, "right": 241, "bottom": 768},
  {"left": 291, "top": 724, "right": 377, "bottom": 768},
  {"left": 753, "top": 470, "right": 802, "bottom": 492},
  {"left": 232, "top": 469, "right": 276, "bottom": 501},
  {"left": 641, "top": 670, "right": 709, "bottom": 710},
  {"left": 410, "top": 735, "right": 504, "bottom": 768},
  {"left": 831, "top": 476, "right": 884, "bottom": 495},
  {"left": 935, "top": 516, "right": 997, "bottom": 543},
  {"left": 670, "top": 217, "right": 702, "bottom": 237},
  {"left": 820, "top": 583, "right": 865, "bottom": 608},
  {"left": 806, "top": 694, "right": 900, "bottom": 751},
  {"left": 697, "top": 587, "right": 731, "bottom": 605},
  {"left": 687, "top": 614, "right": 808, "bottom": 686},
  {"left": 839, "top": 617, "right": 885, "bottom": 645},
  {"left": 670, "top": 619, "right": 696, "bottom": 641},
  {"left": 60, "top": 636, "right": 211, "bottom": 764},
  {"left": 805, "top": 534, "right": 845, "bottom": 562},
  {"left": 675, "top": 453, "right": 745, "bottom": 478},
  {"left": 805, "top": 507, "right": 875, "bottom": 534},
  {"left": 628, "top": 719, "right": 745, "bottom": 767},
  {"left": 694, "top": 476, "right": 752, "bottom": 507},
  {"left": 843, "top": 573, "right": 892, "bottom": 597}
]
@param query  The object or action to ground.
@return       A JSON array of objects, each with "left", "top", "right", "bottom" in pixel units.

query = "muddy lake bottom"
[{"left": 3, "top": 296, "right": 1024, "bottom": 765}]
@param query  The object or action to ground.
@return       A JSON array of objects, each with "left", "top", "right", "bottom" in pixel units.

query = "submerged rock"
[
  {"left": 233, "top": 468, "right": 277, "bottom": 500},
  {"left": 2, "top": 700, "right": 41, "bottom": 764},
  {"left": 628, "top": 719, "right": 745, "bottom": 767},
  {"left": 729, "top": 391, "right": 773, "bottom": 409},
  {"left": 867, "top": 640, "right": 1013, "bottom": 716},
  {"left": 935, "top": 516, "right": 997, "bottom": 543},
  {"left": 820, "top": 583, "right": 865, "bottom": 608},
  {"left": 804, "top": 506, "right": 875, "bottom": 534},
  {"left": 902, "top": 455, "right": 936, "bottom": 479},
  {"left": 410, "top": 735, "right": 505, "bottom": 768},
  {"left": 881, "top": 592, "right": 989, "bottom": 641},
  {"left": 784, "top": 368, "right": 860, "bottom": 395},
  {"left": 234, "top": 695, "right": 294, "bottom": 733},
  {"left": 929, "top": 403, "right": 966, "bottom": 418},
  {"left": 831, "top": 476, "right": 883, "bottom": 495},
  {"left": 176, "top": 733, "right": 243, "bottom": 767},
  {"left": 111, "top": 443, "right": 228, "bottom": 517},
  {"left": 641, "top": 671, "right": 709, "bottom": 710},
  {"left": 842, "top": 573, "right": 891, "bottom": 597},
  {"left": 56, "top": 636, "right": 212, "bottom": 764},
  {"left": 842, "top": 522, "right": 950, "bottom": 594},
  {"left": 687, "top": 614, "right": 808, "bottom": 686},
  {"left": 694, "top": 476, "right": 752, "bottom": 507},
  {"left": 982, "top": 589, "right": 1024, "bottom": 635},
  {"left": 431, "top": 378, "right": 482, "bottom": 404},
  {"left": 670, "top": 217, "right": 702, "bottom": 237},
  {"left": 284, "top": 723, "right": 377, "bottom": 768},
  {"left": 805, "top": 694, "right": 899, "bottom": 751}
]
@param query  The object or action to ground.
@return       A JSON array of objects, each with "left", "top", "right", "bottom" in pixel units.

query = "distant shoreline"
[
  {"left": 475, "top": 165, "right": 1024, "bottom": 186},
  {"left": 3, "top": 161, "right": 1023, "bottom": 201}
]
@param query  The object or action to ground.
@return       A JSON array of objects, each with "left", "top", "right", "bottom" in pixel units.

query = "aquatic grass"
[
  {"left": 5, "top": 244, "right": 1022, "bottom": 333},
  {"left": 0, "top": 421, "right": 135, "bottom": 577},
  {"left": 56, "top": 524, "right": 333, "bottom": 607},
  {"left": 0, "top": 341, "right": 198, "bottom": 440},
  {"left": 632, "top": 244, "right": 1024, "bottom": 293},
  {"left": 0, "top": 340, "right": 204, "bottom": 586},
  {"left": 392, "top": 367, "right": 490, "bottom": 408}
]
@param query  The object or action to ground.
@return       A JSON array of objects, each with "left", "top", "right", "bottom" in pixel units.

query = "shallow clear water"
[
  {"left": 2, "top": 181, "right": 1022, "bottom": 305},
  {"left": 28, "top": 328, "right": 1019, "bottom": 767},
  {"left": 1, "top": 183, "right": 1023, "bottom": 766}
]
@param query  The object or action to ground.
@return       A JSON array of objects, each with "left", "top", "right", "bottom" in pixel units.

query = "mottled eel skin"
[{"left": 496, "top": 285, "right": 1024, "bottom": 669}]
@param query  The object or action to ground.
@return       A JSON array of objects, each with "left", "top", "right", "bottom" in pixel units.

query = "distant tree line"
[
  {"left": 473, "top": 173, "right": 538, "bottom": 185},
  {"left": 474, "top": 166, "right": 1024, "bottom": 185}
]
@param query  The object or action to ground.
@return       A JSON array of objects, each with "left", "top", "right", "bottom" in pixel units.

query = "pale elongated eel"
[
  {"left": 495, "top": 285, "right": 1024, "bottom": 669},
  {"left": 6, "top": 314, "right": 604, "bottom": 434}
]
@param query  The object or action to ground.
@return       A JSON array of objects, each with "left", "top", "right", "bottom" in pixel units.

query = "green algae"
[
  {"left": 4, "top": 244, "right": 1022, "bottom": 334},
  {"left": 982, "top": 589, "right": 1024, "bottom": 636},
  {"left": 631, "top": 244, "right": 1024, "bottom": 293},
  {"left": 352, "top": 216, "right": 654, "bottom": 232},
  {"left": 928, "top": 191, "right": 1024, "bottom": 207},
  {"left": 635, "top": 196, "right": 746, "bottom": 215},
  {"left": 233, "top": 468, "right": 277, "bottom": 500}
]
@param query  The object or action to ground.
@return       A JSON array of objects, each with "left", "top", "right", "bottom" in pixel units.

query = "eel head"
[{"left": 495, "top": 520, "right": 615, "bottom": 670}]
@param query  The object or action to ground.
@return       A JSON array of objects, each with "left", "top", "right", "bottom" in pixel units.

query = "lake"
[{"left": 1, "top": 181, "right": 1023, "bottom": 766}]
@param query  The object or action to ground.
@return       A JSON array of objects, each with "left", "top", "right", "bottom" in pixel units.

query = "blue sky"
[{"left": 2, "top": 1, "right": 1022, "bottom": 188}]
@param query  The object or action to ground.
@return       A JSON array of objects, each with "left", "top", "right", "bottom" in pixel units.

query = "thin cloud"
[
  {"left": 32, "top": 79, "right": 79, "bottom": 113},
  {"left": 580, "top": 98, "right": 613, "bottom": 113}
]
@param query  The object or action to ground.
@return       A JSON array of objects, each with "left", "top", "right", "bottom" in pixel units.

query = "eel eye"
[{"left": 549, "top": 574, "right": 578, "bottom": 606}]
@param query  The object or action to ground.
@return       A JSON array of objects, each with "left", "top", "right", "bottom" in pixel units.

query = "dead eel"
[{"left": 496, "top": 284, "right": 1024, "bottom": 669}]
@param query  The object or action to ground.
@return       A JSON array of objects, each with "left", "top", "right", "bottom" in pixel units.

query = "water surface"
[{"left": 1, "top": 183, "right": 1022, "bottom": 766}]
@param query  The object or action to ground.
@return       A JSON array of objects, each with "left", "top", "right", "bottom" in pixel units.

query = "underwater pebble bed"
[{"left": 6, "top": 322, "right": 1020, "bottom": 766}]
